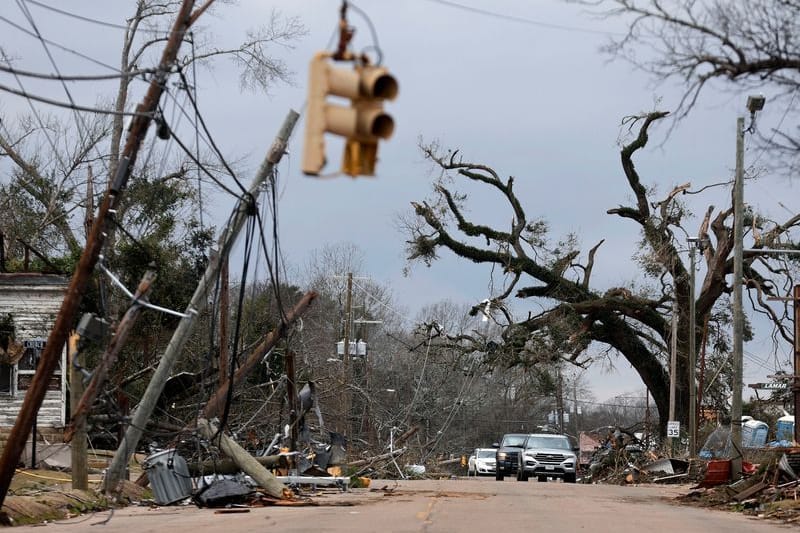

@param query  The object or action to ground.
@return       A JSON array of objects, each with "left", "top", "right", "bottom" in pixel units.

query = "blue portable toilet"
[
  {"left": 741, "top": 418, "right": 769, "bottom": 448},
  {"left": 776, "top": 414, "right": 795, "bottom": 443}
]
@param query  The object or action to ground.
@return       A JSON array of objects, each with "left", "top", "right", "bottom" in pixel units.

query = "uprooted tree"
[{"left": 404, "top": 111, "right": 800, "bottom": 436}]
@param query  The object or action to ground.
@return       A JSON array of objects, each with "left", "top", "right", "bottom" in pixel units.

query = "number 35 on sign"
[{"left": 667, "top": 421, "right": 680, "bottom": 438}]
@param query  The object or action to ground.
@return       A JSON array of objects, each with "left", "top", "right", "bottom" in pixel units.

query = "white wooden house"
[{"left": 0, "top": 273, "right": 67, "bottom": 435}]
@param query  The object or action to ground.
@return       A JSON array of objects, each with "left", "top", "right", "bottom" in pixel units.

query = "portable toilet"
[
  {"left": 741, "top": 418, "right": 769, "bottom": 448},
  {"left": 776, "top": 414, "right": 795, "bottom": 443}
]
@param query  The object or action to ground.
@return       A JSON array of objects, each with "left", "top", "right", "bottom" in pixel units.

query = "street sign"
[
  {"left": 667, "top": 421, "right": 680, "bottom": 438},
  {"left": 749, "top": 382, "right": 789, "bottom": 390}
]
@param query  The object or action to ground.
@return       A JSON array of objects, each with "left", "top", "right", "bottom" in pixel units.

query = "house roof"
[{"left": 0, "top": 273, "right": 68, "bottom": 287}]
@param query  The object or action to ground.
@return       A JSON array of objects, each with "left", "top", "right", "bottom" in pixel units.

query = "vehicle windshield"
[
  {"left": 477, "top": 449, "right": 495, "bottom": 458},
  {"left": 523, "top": 436, "right": 571, "bottom": 450},
  {"left": 501, "top": 435, "right": 527, "bottom": 447}
]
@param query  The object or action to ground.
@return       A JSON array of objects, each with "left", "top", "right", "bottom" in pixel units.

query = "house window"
[
  {"left": 0, "top": 364, "right": 14, "bottom": 396},
  {"left": 17, "top": 339, "right": 60, "bottom": 392}
]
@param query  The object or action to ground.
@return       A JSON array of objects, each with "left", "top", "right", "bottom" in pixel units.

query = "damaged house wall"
[{"left": 0, "top": 274, "right": 68, "bottom": 442}]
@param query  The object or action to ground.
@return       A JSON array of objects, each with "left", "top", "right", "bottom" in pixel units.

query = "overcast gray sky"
[{"left": 1, "top": 0, "right": 796, "bottom": 402}]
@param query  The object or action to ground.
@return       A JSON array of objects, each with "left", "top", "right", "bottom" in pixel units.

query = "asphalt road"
[{"left": 12, "top": 477, "right": 792, "bottom": 532}]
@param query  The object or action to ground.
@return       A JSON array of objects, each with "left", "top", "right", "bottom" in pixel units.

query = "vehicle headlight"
[{"left": 497, "top": 452, "right": 506, "bottom": 460}]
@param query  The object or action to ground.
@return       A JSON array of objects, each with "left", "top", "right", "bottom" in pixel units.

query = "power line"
[
  {"left": 0, "top": 80, "right": 149, "bottom": 117},
  {"left": 350, "top": 278, "right": 411, "bottom": 326},
  {"left": 175, "top": 69, "right": 248, "bottom": 196},
  {"left": 16, "top": 0, "right": 112, "bottom": 186},
  {"left": 164, "top": 122, "right": 244, "bottom": 199},
  {"left": 0, "top": 15, "right": 121, "bottom": 72},
  {"left": 0, "top": 63, "right": 156, "bottom": 81},
  {"left": 0, "top": 51, "right": 69, "bottom": 176},
  {"left": 422, "top": 0, "right": 624, "bottom": 36},
  {"left": 23, "top": 0, "right": 163, "bottom": 33}
]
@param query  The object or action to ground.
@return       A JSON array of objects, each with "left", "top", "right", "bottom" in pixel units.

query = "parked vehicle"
[
  {"left": 515, "top": 433, "right": 577, "bottom": 483},
  {"left": 494, "top": 433, "right": 529, "bottom": 480},
  {"left": 468, "top": 448, "right": 497, "bottom": 476}
]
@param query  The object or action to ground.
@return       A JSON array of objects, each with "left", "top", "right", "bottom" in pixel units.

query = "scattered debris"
[
  {"left": 194, "top": 477, "right": 253, "bottom": 508},
  {"left": 678, "top": 449, "right": 800, "bottom": 524}
]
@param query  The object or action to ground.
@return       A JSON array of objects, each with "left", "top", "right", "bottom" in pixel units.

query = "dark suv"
[{"left": 493, "top": 433, "right": 529, "bottom": 480}]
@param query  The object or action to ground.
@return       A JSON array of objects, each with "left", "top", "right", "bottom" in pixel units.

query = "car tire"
[
  {"left": 517, "top": 470, "right": 528, "bottom": 482},
  {"left": 537, "top": 475, "right": 547, "bottom": 482},
  {"left": 564, "top": 473, "right": 576, "bottom": 483},
  {"left": 496, "top": 471, "right": 504, "bottom": 481}
]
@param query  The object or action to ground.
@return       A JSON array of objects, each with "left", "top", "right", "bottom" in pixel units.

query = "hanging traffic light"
[{"left": 302, "top": 53, "right": 398, "bottom": 177}]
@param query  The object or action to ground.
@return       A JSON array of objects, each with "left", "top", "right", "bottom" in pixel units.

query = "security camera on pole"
[{"left": 302, "top": 52, "right": 398, "bottom": 177}]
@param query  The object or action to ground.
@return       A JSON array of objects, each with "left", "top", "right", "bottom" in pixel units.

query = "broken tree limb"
[
  {"left": 347, "top": 447, "right": 407, "bottom": 468},
  {"left": 64, "top": 270, "right": 156, "bottom": 443},
  {"left": 197, "top": 418, "right": 290, "bottom": 499},
  {"left": 103, "top": 109, "right": 300, "bottom": 495},
  {"left": 393, "top": 426, "right": 419, "bottom": 448},
  {"left": 201, "top": 291, "right": 317, "bottom": 421},
  {"left": 186, "top": 454, "right": 288, "bottom": 476}
]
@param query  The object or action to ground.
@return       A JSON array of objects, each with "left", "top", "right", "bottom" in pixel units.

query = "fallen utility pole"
[
  {"left": 186, "top": 454, "right": 288, "bottom": 476},
  {"left": 133, "top": 294, "right": 316, "bottom": 489},
  {"left": 64, "top": 271, "right": 156, "bottom": 443},
  {"left": 103, "top": 109, "right": 300, "bottom": 494},
  {"left": 197, "top": 418, "right": 290, "bottom": 499},
  {"left": 0, "top": 0, "right": 199, "bottom": 508}
]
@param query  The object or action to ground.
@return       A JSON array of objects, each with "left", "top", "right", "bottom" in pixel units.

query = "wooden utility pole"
[
  {"left": 196, "top": 418, "right": 289, "bottom": 499},
  {"left": 688, "top": 239, "right": 698, "bottom": 457},
  {"left": 104, "top": 110, "right": 300, "bottom": 493},
  {"left": 556, "top": 368, "right": 564, "bottom": 432},
  {"left": 71, "top": 169, "right": 94, "bottom": 490},
  {"left": 731, "top": 116, "right": 745, "bottom": 478},
  {"left": 794, "top": 285, "right": 800, "bottom": 445},
  {"left": 63, "top": 271, "right": 156, "bottom": 442},
  {"left": 0, "top": 0, "right": 199, "bottom": 507},
  {"left": 572, "top": 379, "right": 579, "bottom": 439},
  {"left": 669, "top": 299, "right": 678, "bottom": 426},
  {"left": 285, "top": 350, "right": 298, "bottom": 452},
  {"left": 68, "top": 334, "right": 87, "bottom": 490},
  {"left": 341, "top": 272, "right": 353, "bottom": 438},
  {"left": 219, "top": 258, "right": 229, "bottom": 385}
]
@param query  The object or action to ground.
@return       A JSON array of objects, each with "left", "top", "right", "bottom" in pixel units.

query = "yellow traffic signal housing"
[{"left": 302, "top": 53, "right": 398, "bottom": 177}]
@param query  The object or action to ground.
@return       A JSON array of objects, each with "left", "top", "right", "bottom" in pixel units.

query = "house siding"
[{"left": 0, "top": 274, "right": 68, "bottom": 428}]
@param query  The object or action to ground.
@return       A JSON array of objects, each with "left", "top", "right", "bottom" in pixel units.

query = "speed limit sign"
[{"left": 667, "top": 421, "right": 680, "bottom": 438}]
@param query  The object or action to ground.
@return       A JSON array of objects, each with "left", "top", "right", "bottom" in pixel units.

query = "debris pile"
[{"left": 679, "top": 450, "right": 800, "bottom": 524}]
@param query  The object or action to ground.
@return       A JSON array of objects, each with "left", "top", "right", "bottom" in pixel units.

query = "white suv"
[
  {"left": 468, "top": 448, "right": 497, "bottom": 476},
  {"left": 516, "top": 433, "right": 577, "bottom": 483}
]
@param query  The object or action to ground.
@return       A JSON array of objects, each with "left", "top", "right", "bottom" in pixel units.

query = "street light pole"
[
  {"left": 731, "top": 114, "right": 745, "bottom": 479},
  {"left": 731, "top": 95, "right": 766, "bottom": 478}
]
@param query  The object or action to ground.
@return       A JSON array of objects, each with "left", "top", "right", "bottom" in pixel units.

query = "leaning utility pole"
[
  {"left": 103, "top": 109, "right": 300, "bottom": 493},
  {"left": 0, "top": 0, "right": 199, "bottom": 507}
]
